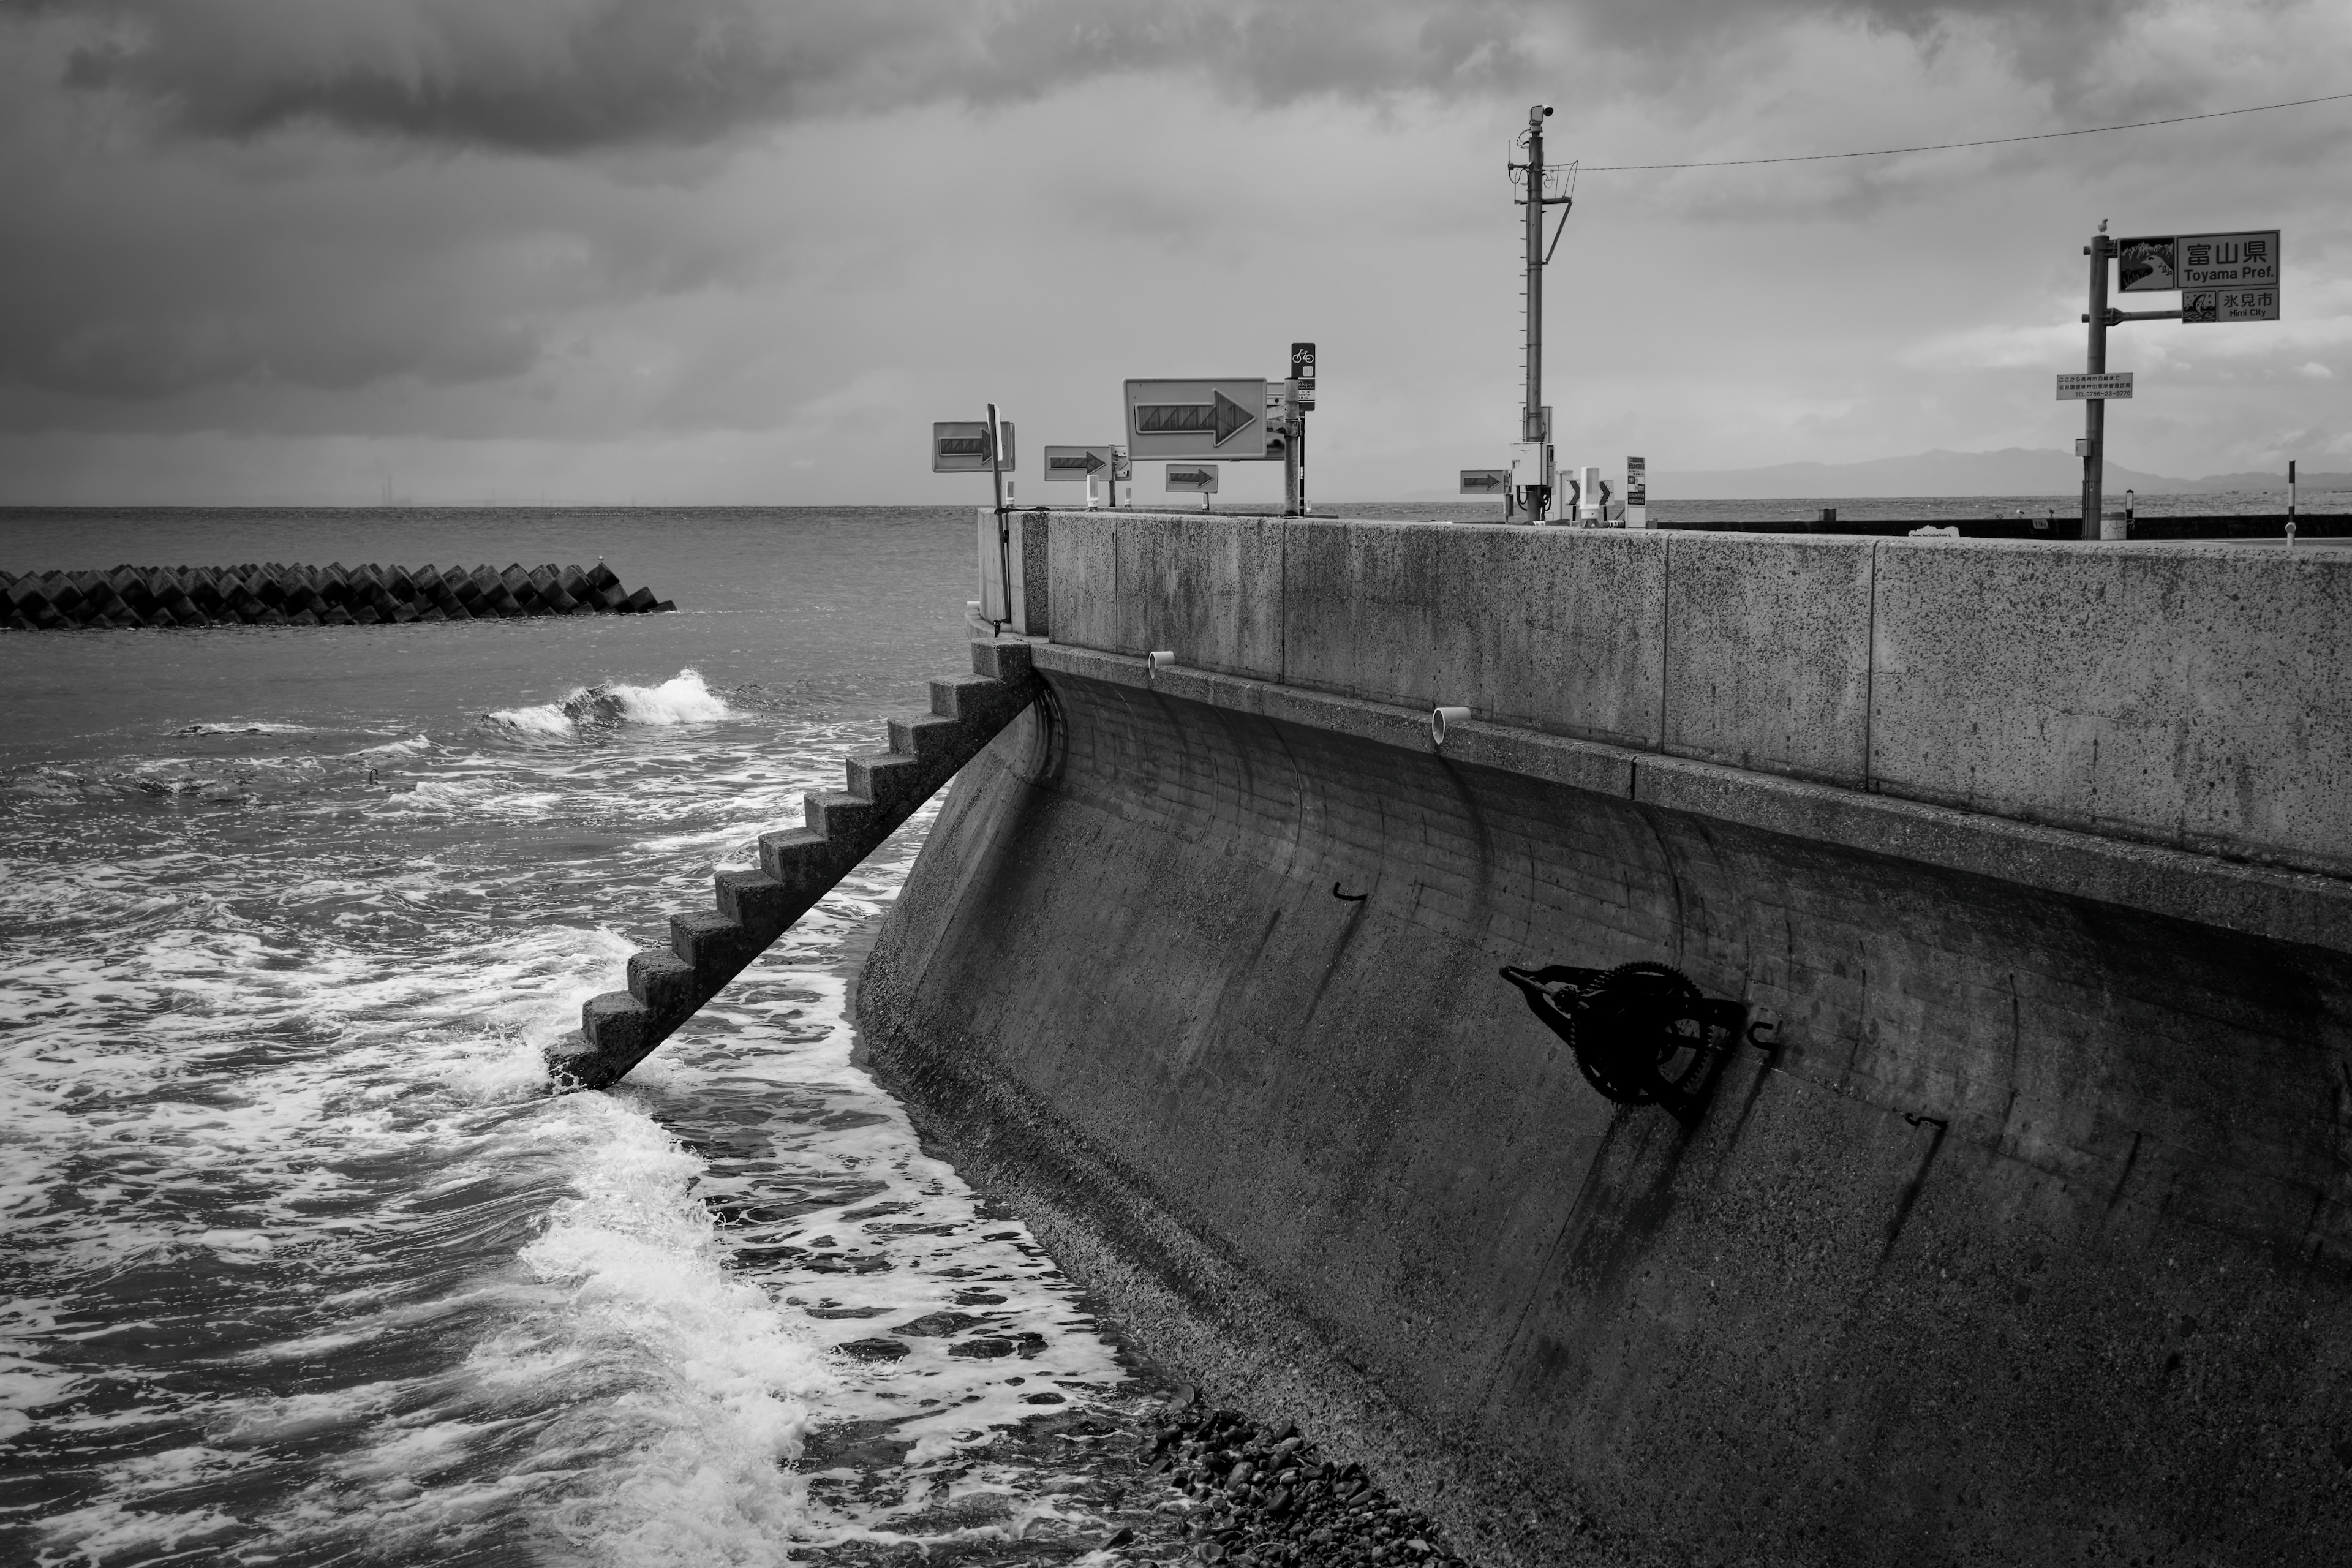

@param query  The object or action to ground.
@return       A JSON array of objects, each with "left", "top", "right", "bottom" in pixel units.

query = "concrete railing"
[{"left": 1012, "top": 510, "right": 2352, "bottom": 880}]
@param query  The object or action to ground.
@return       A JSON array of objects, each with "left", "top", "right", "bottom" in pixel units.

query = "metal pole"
[
  {"left": 1289, "top": 404, "right": 1308, "bottom": 514},
  {"left": 2289, "top": 458, "right": 2298, "bottom": 546},
  {"left": 1525, "top": 108, "right": 1545, "bottom": 445},
  {"left": 2080, "top": 230, "right": 2109, "bottom": 541},
  {"left": 987, "top": 401, "right": 1009, "bottom": 631}
]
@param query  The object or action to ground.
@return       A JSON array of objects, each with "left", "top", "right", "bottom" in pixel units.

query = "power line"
[{"left": 1577, "top": 89, "right": 2352, "bottom": 172}]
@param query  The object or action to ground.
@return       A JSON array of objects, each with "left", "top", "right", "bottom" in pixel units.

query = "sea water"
[{"left": 1, "top": 507, "right": 1160, "bottom": 1567}]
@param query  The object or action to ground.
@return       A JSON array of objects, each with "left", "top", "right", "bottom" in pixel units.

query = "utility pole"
[
  {"left": 1510, "top": 105, "right": 1567, "bottom": 522},
  {"left": 1525, "top": 104, "right": 1548, "bottom": 448},
  {"left": 2079, "top": 224, "right": 2111, "bottom": 541},
  {"left": 1523, "top": 105, "right": 1551, "bottom": 521}
]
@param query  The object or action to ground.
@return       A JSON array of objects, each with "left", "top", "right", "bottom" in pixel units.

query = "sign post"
[
  {"left": 1291, "top": 342, "right": 1315, "bottom": 516},
  {"left": 934, "top": 412, "right": 1016, "bottom": 627},
  {"left": 2080, "top": 228, "right": 2112, "bottom": 540},
  {"left": 2072, "top": 226, "right": 2280, "bottom": 540},
  {"left": 1626, "top": 456, "right": 1648, "bottom": 529},
  {"left": 1166, "top": 464, "right": 1219, "bottom": 510}
]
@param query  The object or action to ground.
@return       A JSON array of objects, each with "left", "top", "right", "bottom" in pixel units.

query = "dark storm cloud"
[{"left": 9, "top": 0, "right": 2160, "bottom": 154}]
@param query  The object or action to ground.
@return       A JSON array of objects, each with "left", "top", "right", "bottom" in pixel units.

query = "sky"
[{"left": 0, "top": 0, "right": 2346, "bottom": 507}]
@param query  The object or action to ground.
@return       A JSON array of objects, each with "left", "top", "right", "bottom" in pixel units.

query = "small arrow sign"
[
  {"left": 933, "top": 420, "right": 1012, "bottom": 472},
  {"left": 1137, "top": 390, "right": 1256, "bottom": 448},
  {"left": 1460, "top": 469, "right": 1510, "bottom": 494},
  {"left": 1044, "top": 446, "right": 1114, "bottom": 479},
  {"left": 1166, "top": 464, "right": 1220, "bottom": 493}
]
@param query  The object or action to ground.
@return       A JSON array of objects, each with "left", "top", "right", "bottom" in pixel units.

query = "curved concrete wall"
[
  {"left": 1034, "top": 514, "right": 2352, "bottom": 878},
  {"left": 859, "top": 663, "right": 2352, "bottom": 1567}
]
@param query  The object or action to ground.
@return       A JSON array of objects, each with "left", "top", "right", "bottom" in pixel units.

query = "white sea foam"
[
  {"left": 8, "top": 677, "right": 1152, "bottom": 1566},
  {"left": 486, "top": 668, "right": 733, "bottom": 737}
]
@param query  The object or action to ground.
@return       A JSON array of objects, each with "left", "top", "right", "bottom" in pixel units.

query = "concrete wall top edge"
[{"left": 1036, "top": 511, "right": 2351, "bottom": 876}]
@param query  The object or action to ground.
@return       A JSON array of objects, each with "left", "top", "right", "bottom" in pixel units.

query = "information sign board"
[
  {"left": 1166, "top": 464, "right": 1219, "bottom": 494},
  {"left": 1043, "top": 445, "right": 1115, "bottom": 481},
  {"left": 1460, "top": 470, "right": 1509, "bottom": 495},
  {"left": 933, "top": 420, "right": 1014, "bottom": 473},
  {"left": 1124, "top": 379, "right": 1280, "bottom": 459},
  {"left": 2056, "top": 372, "right": 2133, "bottom": 401},
  {"left": 2117, "top": 230, "right": 2279, "bottom": 293},
  {"left": 2182, "top": 287, "right": 2280, "bottom": 324},
  {"left": 1626, "top": 456, "right": 1647, "bottom": 507}
]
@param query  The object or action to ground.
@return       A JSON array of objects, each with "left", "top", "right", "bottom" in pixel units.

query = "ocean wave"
[
  {"left": 484, "top": 669, "right": 732, "bottom": 738},
  {"left": 173, "top": 721, "right": 315, "bottom": 736}
]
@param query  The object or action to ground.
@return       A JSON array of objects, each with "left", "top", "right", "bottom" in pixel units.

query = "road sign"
[
  {"left": 2180, "top": 230, "right": 2278, "bottom": 289},
  {"left": 934, "top": 420, "right": 1014, "bottom": 473},
  {"left": 2117, "top": 230, "right": 2279, "bottom": 293},
  {"left": 1460, "top": 470, "right": 1509, "bottom": 494},
  {"left": 1111, "top": 446, "right": 1132, "bottom": 481},
  {"left": 1626, "top": 456, "right": 1647, "bottom": 507},
  {"left": 1166, "top": 464, "right": 1219, "bottom": 494},
  {"left": 1290, "top": 343, "right": 1316, "bottom": 410},
  {"left": 2183, "top": 287, "right": 2280, "bottom": 324},
  {"left": 1125, "top": 379, "right": 1281, "bottom": 459},
  {"left": 1044, "top": 445, "right": 1115, "bottom": 481},
  {"left": 2056, "top": 372, "right": 2133, "bottom": 400}
]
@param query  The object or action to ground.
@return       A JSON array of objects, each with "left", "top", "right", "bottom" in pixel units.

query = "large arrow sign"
[
  {"left": 1125, "top": 379, "right": 1276, "bottom": 460},
  {"left": 1136, "top": 390, "right": 1256, "bottom": 448}
]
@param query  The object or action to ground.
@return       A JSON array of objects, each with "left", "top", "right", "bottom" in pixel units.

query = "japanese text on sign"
[
  {"left": 2116, "top": 230, "right": 2279, "bottom": 293},
  {"left": 2056, "top": 372, "right": 2134, "bottom": 400},
  {"left": 2182, "top": 288, "right": 2280, "bottom": 325}
]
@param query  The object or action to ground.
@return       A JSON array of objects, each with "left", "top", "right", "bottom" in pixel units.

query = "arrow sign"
[
  {"left": 1044, "top": 445, "right": 1116, "bottom": 480},
  {"left": 934, "top": 420, "right": 1014, "bottom": 473},
  {"left": 1137, "top": 390, "right": 1255, "bottom": 447},
  {"left": 1460, "top": 469, "right": 1510, "bottom": 494},
  {"left": 1125, "top": 379, "right": 1278, "bottom": 460},
  {"left": 1165, "top": 464, "right": 1220, "bottom": 493}
]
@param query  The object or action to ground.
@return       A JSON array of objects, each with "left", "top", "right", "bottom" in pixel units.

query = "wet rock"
[
  {"left": 949, "top": 1336, "right": 1016, "bottom": 1359},
  {"left": 1125, "top": 1401, "right": 1471, "bottom": 1568},
  {"left": 837, "top": 1338, "right": 909, "bottom": 1362},
  {"left": 894, "top": 1311, "right": 991, "bottom": 1336}
]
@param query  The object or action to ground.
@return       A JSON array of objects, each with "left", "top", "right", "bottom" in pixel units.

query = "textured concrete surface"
[
  {"left": 1044, "top": 509, "right": 1120, "bottom": 651},
  {"left": 1121, "top": 511, "right": 1285, "bottom": 679},
  {"left": 1036, "top": 513, "right": 2352, "bottom": 880},
  {"left": 1662, "top": 531, "right": 1874, "bottom": 783},
  {"left": 859, "top": 663, "right": 2352, "bottom": 1568},
  {"left": 1034, "top": 641, "right": 2352, "bottom": 957},
  {"left": 1281, "top": 521, "right": 1666, "bottom": 747},
  {"left": 1871, "top": 538, "right": 2352, "bottom": 876}
]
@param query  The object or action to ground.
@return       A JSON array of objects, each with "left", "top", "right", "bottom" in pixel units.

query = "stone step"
[{"left": 546, "top": 636, "right": 1043, "bottom": 1091}]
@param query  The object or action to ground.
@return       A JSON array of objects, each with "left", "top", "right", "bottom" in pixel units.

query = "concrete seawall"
[{"left": 859, "top": 515, "right": 2352, "bottom": 1566}]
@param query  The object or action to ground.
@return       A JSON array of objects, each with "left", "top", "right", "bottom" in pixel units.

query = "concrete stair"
[{"left": 545, "top": 638, "right": 1039, "bottom": 1091}]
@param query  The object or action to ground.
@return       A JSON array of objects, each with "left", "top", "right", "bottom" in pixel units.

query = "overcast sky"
[{"left": 1, "top": 0, "right": 2346, "bottom": 506}]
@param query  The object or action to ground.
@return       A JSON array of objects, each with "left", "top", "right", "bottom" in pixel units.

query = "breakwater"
[
  {"left": 1, "top": 560, "right": 673, "bottom": 630},
  {"left": 858, "top": 513, "right": 2352, "bottom": 1567}
]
